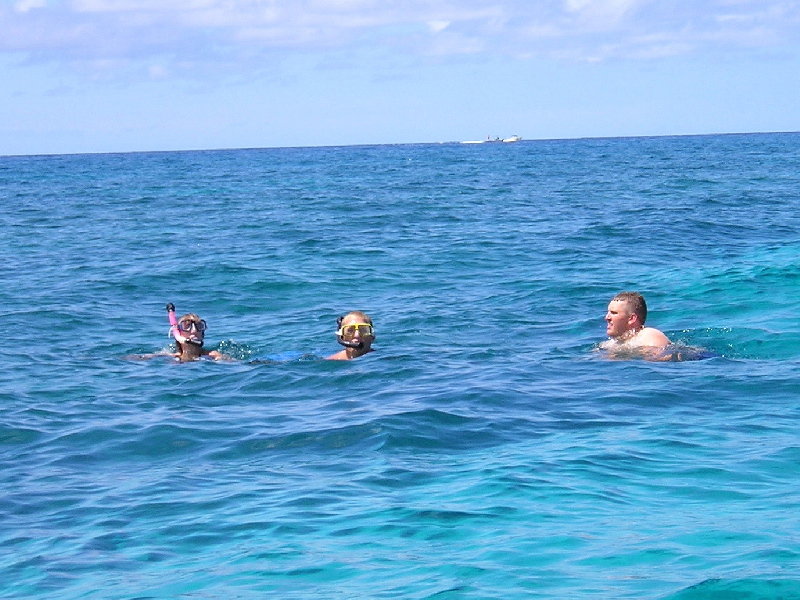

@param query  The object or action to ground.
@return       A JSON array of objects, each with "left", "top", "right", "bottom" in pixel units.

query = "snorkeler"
[
  {"left": 601, "top": 292, "right": 670, "bottom": 354},
  {"left": 166, "top": 303, "right": 228, "bottom": 362},
  {"left": 326, "top": 311, "right": 376, "bottom": 360}
]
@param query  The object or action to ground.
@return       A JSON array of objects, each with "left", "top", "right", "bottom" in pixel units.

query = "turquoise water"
[{"left": 2, "top": 133, "right": 800, "bottom": 599}]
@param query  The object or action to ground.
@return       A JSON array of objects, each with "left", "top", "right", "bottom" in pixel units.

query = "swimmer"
[
  {"left": 600, "top": 291, "right": 670, "bottom": 357},
  {"left": 165, "top": 303, "right": 228, "bottom": 362},
  {"left": 125, "top": 305, "right": 228, "bottom": 362},
  {"left": 326, "top": 311, "right": 375, "bottom": 360}
]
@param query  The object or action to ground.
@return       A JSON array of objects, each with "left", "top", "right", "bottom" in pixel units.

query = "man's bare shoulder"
[{"left": 631, "top": 327, "right": 670, "bottom": 347}]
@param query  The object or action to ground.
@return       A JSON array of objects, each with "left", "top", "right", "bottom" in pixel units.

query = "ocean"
[{"left": 2, "top": 132, "right": 800, "bottom": 599}]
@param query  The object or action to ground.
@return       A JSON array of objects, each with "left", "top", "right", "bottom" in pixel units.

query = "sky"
[{"left": 2, "top": 0, "right": 800, "bottom": 155}]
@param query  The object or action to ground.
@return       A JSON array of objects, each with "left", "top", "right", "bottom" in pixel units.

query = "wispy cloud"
[
  {"left": 2, "top": 0, "right": 799, "bottom": 78},
  {"left": 13, "top": 0, "right": 47, "bottom": 13}
]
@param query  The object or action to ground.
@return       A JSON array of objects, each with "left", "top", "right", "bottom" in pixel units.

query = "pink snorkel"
[
  {"left": 166, "top": 302, "right": 179, "bottom": 337},
  {"left": 166, "top": 302, "right": 203, "bottom": 347}
]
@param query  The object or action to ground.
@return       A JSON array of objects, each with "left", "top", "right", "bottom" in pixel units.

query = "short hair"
[
  {"left": 612, "top": 292, "right": 647, "bottom": 324},
  {"left": 340, "top": 311, "right": 372, "bottom": 325}
]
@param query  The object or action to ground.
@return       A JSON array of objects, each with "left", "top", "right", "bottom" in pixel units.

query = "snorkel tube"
[
  {"left": 336, "top": 316, "right": 364, "bottom": 350},
  {"left": 166, "top": 302, "right": 203, "bottom": 347},
  {"left": 166, "top": 302, "right": 178, "bottom": 334}
]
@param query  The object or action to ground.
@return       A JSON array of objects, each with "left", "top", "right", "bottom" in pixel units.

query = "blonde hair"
[
  {"left": 342, "top": 311, "right": 372, "bottom": 325},
  {"left": 178, "top": 313, "right": 203, "bottom": 324}
]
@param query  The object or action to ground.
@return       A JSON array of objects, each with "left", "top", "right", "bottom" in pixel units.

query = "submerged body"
[
  {"left": 127, "top": 304, "right": 229, "bottom": 362},
  {"left": 600, "top": 292, "right": 670, "bottom": 360},
  {"left": 598, "top": 291, "right": 719, "bottom": 361},
  {"left": 168, "top": 307, "right": 228, "bottom": 362},
  {"left": 327, "top": 311, "right": 375, "bottom": 361}
]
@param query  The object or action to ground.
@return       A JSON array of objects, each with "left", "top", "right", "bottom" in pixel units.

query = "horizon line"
[{"left": 2, "top": 129, "right": 799, "bottom": 159}]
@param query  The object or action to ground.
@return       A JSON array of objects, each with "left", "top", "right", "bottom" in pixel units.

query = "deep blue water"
[{"left": 2, "top": 133, "right": 800, "bottom": 599}]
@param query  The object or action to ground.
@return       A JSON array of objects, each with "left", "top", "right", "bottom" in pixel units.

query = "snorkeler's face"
[
  {"left": 605, "top": 300, "right": 634, "bottom": 339},
  {"left": 177, "top": 316, "right": 206, "bottom": 344},
  {"left": 338, "top": 314, "right": 374, "bottom": 347}
]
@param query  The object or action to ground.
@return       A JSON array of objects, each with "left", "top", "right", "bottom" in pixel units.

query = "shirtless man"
[
  {"left": 601, "top": 291, "right": 670, "bottom": 355},
  {"left": 326, "top": 311, "right": 375, "bottom": 360}
]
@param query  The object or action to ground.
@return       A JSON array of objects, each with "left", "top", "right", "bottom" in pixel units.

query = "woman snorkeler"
[
  {"left": 166, "top": 303, "right": 229, "bottom": 362},
  {"left": 127, "top": 303, "right": 229, "bottom": 362}
]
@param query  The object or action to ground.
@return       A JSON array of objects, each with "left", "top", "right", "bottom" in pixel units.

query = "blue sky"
[{"left": 2, "top": 0, "right": 799, "bottom": 155}]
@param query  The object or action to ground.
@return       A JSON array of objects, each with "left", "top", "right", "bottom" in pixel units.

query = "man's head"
[
  {"left": 606, "top": 292, "right": 647, "bottom": 339},
  {"left": 336, "top": 311, "right": 375, "bottom": 352}
]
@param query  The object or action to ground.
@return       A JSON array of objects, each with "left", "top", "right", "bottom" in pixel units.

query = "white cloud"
[
  {"left": 14, "top": 0, "right": 47, "bottom": 13},
  {"left": 565, "top": 0, "right": 639, "bottom": 13},
  {"left": 1, "top": 0, "right": 798, "bottom": 78},
  {"left": 148, "top": 63, "right": 168, "bottom": 78},
  {"left": 72, "top": 0, "right": 215, "bottom": 12},
  {"left": 564, "top": 0, "right": 641, "bottom": 26},
  {"left": 427, "top": 20, "right": 450, "bottom": 33}
]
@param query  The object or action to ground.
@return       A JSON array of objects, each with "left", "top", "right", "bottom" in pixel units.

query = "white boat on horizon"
[{"left": 461, "top": 135, "right": 522, "bottom": 144}]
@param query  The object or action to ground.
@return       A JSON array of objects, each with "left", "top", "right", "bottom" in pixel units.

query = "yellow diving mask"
[{"left": 336, "top": 323, "right": 374, "bottom": 338}]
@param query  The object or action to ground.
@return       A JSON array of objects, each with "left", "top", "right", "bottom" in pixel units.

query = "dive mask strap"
[{"left": 336, "top": 315, "right": 365, "bottom": 349}]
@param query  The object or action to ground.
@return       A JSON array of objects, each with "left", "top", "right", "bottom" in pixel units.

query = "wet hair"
[
  {"left": 178, "top": 313, "right": 203, "bottom": 326},
  {"left": 337, "top": 311, "right": 373, "bottom": 328},
  {"left": 612, "top": 292, "right": 647, "bottom": 324}
]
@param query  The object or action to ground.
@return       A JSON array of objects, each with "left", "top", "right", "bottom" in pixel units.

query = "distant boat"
[{"left": 461, "top": 135, "right": 521, "bottom": 144}]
